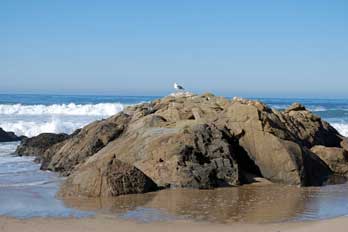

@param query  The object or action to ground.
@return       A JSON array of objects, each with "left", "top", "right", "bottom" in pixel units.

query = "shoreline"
[
  {"left": 1, "top": 215, "right": 348, "bottom": 232},
  {"left": 2, "top": 95, "right": 348, "bottom": 231}
]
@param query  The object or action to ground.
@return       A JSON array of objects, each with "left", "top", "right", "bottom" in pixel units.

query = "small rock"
[
  {"left": 284, "top": 103, "right": 306, "bottom": 113},
  {"left": 16, "top": 133, "right": 69, "bottom": 157},
  {"left": 0, "top": 127, "right": 21, "bottom": 142}
]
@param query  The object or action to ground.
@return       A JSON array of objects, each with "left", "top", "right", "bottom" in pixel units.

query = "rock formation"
[
  {"left": 16, "top": 133, "right": 69, "bottom": 158},
  {"left": 0, "top": 127, "right": 21, "bottom": 142},
  {"left": 41, "top": 114, "right": 129, "bottom": 175},
  {"left": 311, "top": 145, "right": 348, "bottom": 176},
  {"left": 59, "top": 159, "right": 158, "bottom": 197},
  {"left": 16, "top": 94, "right": 348, "bottom": 197}
]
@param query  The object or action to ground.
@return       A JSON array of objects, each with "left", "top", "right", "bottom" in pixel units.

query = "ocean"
[
  {"left": 1, "top": 94, "right": 348, "bottom": 221},
  {"left": 0, "top": 94, "right": 347, "bottom": 138}
]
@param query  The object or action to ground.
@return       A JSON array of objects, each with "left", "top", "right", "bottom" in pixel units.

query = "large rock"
[
  {"left": 41, "top": 113, "right": 130, "bottom": 175},
  {"left": 59, "top": 159, "right": 158, "bottom": 197},
  {"left": 221, "top": 100, "right": 333, "bottom": 186},
  {"left": 77, "top": 121, "right": 239, "bottom": 190},
  {"left": 311, "top": 145, "right": 348, "bottom": 176},
  {"left": 39, "top": 94, "right": 348, "bottom": 197},
  {"left": 0, "top": 127, "right": 21, "bottom": 142},
  {"left": 282, "top": 103, "right": 343, "bottom": 148},
  {"left": 16, "top": 133, "right": 69, "bottom": 158}
]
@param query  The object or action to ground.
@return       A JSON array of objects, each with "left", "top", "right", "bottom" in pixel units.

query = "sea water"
[
  {"left": 0, "top": 95, "right": 347, "bottom": 138},
  {"left": 0, "top": 142, "right": 93, "bottom": 218},
  {"left": 0, "top": 94, "right": 348, "bottom": 221}
]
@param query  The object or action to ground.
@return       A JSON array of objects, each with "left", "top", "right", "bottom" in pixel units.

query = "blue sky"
[{"left": 1, "top": 0, "right": 347, "bottom": 97}]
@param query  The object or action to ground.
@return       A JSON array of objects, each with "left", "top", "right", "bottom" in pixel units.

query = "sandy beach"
[{"left": 1, "top": 216, "right": 348, "bottom": 232}]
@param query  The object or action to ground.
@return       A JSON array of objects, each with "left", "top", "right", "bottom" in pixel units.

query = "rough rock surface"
[
  {"left": 59, "top": 159, "right": 158, "bottom": 197},
  {"left": 0, "top": 127, "right": 21, "bottom": 142},
  {"left": 282, "top": 103, "right": 342, "bottom": 148},
  {"left": 311, "top": 145, "right": 348, "bottom": 176},
  {"left": 73, "top": 122, "right": 240, "bottom": 190},
  {"left": 16, "top": 133, "right": 69, "bottom": 158},
  {"left": 24, "top": 93, "right": 348, "bottom": 197},
  {"left": 220, "top": 100, "right": 338, "bottom": 186},
  {"left": 41, "top": 113, "right": 129, "bottom": 175}
]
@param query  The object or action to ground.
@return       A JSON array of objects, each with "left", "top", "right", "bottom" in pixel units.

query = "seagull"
[{"left": 174, "top": 83, "right": 185, "bottom": 92}]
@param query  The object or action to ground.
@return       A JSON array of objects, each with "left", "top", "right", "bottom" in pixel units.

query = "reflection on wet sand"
[{"left": 62, "top": 183, "right": 348, "bottom": 223}]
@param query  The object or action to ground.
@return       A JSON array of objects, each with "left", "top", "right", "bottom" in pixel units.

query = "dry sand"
[{"left": 1, "top": 216, "right": 348, "bottom": 232}]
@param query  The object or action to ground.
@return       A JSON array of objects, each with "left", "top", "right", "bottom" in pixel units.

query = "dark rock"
[
  {"left": 16, "top": 133, "right": 69, "bottom": 158},
  {"left": 0, "top": 127, "right": 21, "bottom": 142},
  {"left": 59, "top": 159, "right": 158, "bottom": 197},
  {"left": 302, "top": 148, "right": 333, "bottom": 186},
  {"left": 172, "top": 124, "right": 239, "bottom": 188}
]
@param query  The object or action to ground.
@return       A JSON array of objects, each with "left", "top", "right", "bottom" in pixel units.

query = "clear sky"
[{"left": 1, "top": 0, "right": 347, "bottom": 97}]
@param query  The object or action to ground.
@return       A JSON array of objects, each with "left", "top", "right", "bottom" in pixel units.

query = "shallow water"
[
  {"left": 1, "top": 143, "right": 348, "bottom": 223},
  {"left": 0, "top": 142, "right": 93, "bottom": 218},
  {"left": 1, "top": 95, "right": 348, "bottom": 222},
  {"left": 62, "top": 184, "right": 348, "bottom": 223}
]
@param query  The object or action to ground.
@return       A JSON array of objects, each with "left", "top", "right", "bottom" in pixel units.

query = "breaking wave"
[
  {"left": 332, "top": 123, "right": 348, "bottom": 137},
  {"left": 270, "top": 104, "right": 329, "bottom": 112},
  {"left": 0, "top": 103, "right": 124, "bottom": 116},
  {"left": 0, "top": 103, "right": 126, "bottom": 137},
  {"left": 0, "top": 119, "right": 87, "bottom": 137}
]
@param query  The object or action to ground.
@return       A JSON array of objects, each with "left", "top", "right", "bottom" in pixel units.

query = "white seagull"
[{"left": 174, "top": 82, "right": 185, "bottom": 92}]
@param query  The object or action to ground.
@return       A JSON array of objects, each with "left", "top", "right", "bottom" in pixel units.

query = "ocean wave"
[
  {"left": 0, "top": 142, "right": 20, "bottom": 156},
  {"left": 0, "top": 103, "right": 124, "bottom": 116},
  {"left": 332, "top": 123, "right": 348, "bottom": 137},
  {"left": 308, "top": 106, "right": 328, "bottom": 112},
  {"left": 0, "top": 119, "right": 88, "bottom": 137},
  {"left": 0, "top": 103, "right": 125, "bottom": 137},
  {"left": 270, "top": 104, "right": 328, "bottom": 112}
]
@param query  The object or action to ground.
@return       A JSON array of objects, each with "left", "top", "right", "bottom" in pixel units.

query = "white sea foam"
[
  {"left": 270, "top": 104, "right": 328, "bottom": 112},
  {"left": 308, "top": 106, "right": 328, "bottom": 112},
  {"left": 0, "top": 103, "right": 125, "bottom": 137},
  {"left": 332, "top": 123, "right": 348, "bottom": 137},
  {"left": 0, "top": 142, "right": 19, "bottom": 156},
  {"left": 0, "top": 103, "right": 124, "bottom": 116},
  {"left": 0, "top": 118, "right": 89, "bottom": 137},
  {"left": 269, "top": 104, "right": 289, "bottom": 110}
]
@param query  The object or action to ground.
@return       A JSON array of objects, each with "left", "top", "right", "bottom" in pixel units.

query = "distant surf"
[
  {"left": 0, "top": 95, "right": 348, "bottom": 137},
  {"left": 0, "top": 103, "right": 124, "bottom": 116},
  {"left": 0, "top": 103, "right": 124, "bottom": 137}
]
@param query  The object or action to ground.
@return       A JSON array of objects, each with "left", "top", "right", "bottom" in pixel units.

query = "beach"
[
  {"left": 1, "top": 215, "right": 348, "bottom": 232},
  {"left": 1, "top": 94, "right": 348, "bottom": 230},
  {"left": 2, "top": 0, "right": 347, "bottom": 230}
]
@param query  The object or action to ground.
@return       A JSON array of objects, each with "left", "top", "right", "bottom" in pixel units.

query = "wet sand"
[
  {"left": 0, "top": 215, "right": 348, "bottom": 232},
  {"left": 61, "top": 184, "right": 348, "bottom": 223}
]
